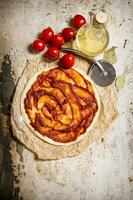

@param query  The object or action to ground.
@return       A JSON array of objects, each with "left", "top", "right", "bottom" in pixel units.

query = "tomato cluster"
[{"left": 32, "top": 14, "right": 86, "bottom": 68}]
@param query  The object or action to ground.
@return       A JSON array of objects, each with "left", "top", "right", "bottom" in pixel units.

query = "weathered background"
[{"left": 0, "top": 0, "right": 133, "bottom": 200}]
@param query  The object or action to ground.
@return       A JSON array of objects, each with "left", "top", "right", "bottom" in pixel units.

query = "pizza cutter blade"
[
  {"left": 60, "top": 47, "right": 116, "bottom": 87},
  {"left": 90, "top": 60, "right": 116, "bottom": 87}
]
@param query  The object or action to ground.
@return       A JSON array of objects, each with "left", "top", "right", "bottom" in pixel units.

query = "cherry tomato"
[
  {"left": 51, "top": 34, "right": 64, "bottom": 48},
  {"left": 62, "top": 27, "right": 74, "bottom": 41},
  {"left": 33, "top": 39, "right": 45, "bottom": 52},
  {"left": 73, "top": 14, "right": 86, "bottom": 29},
  {"left": 59, "top": 53, "right": 75, "bottom": 68},
  {"left": 42, "top": 27, "right": 54, "bottom": 43},
  {"left": 45, "top": 47, "right": 60, "bottom": 61}
]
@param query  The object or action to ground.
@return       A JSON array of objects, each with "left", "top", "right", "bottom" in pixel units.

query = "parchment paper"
[{"left": 11, "top": 57, "right": 118, "bottom": 160}]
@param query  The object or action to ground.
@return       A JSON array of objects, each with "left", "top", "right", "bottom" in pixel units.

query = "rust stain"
[
  {"left": 123, "top": 39, "right": 127, "bottom": 48},
  {"left": 128, "top": 177, "right": 133, "bottom": 183}
]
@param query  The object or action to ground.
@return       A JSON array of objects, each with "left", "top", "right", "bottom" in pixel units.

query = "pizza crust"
[{"left": 20, "top": 66, "right": 101, "bottom": 146}]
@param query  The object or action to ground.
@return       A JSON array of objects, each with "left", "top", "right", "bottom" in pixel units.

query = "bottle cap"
[{"left": 95, "top": 12, "right": 108, "bottom": 24}]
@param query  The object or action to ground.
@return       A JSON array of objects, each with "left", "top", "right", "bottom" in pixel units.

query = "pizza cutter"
[{"left": 60, "top": 47, "right": 116, "bottom": 87}]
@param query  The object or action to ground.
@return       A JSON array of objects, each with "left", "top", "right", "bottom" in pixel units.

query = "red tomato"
[
  {"left": 73, "top": 14, "right": 86, "bottom": 29},
  {"left": 51, "top": 34, "right": 64, "bottom": 48},
  {"left": 62, "top": 27, "right": 74, "bottom": 41},
  {"left": 59, "top": 53, "right": 75, "bottom": 68},
  {"left": 42, "top": 27, "right": 54, "bottom": 43},
  {"left": 33, "top": 39, "right": 45, "bottom": 52},
  {"left": 45, "top": 47, "right": 60, "bottom": 61}
]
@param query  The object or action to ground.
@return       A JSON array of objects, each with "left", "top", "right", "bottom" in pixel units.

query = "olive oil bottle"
[{"left": 76, "top": 12, "right": 109, "bottom": 57}]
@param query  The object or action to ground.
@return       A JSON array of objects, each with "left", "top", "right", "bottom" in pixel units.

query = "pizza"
[{"left": 21, "top": 67, "right": 100, "bottom": 145}]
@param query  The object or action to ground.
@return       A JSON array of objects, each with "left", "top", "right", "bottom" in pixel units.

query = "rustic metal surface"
[{"left": 0, "top": 0, "right": 133, "bottom": 200}]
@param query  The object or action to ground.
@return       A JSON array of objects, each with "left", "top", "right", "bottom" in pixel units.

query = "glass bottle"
[{"left": 75, "top": 12, "right": 109, "bottom": 57}]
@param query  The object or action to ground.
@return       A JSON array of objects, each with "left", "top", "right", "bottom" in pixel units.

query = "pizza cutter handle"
[{"left": 60, "top": 47, "right": 107, "bottom": 76}]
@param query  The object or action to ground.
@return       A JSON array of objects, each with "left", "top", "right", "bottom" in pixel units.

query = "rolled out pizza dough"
[{"left": 20, "top": 67, "right": 100, "bottom": 146}]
